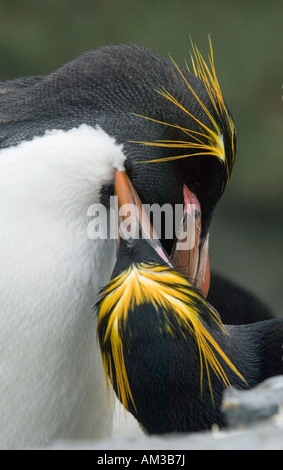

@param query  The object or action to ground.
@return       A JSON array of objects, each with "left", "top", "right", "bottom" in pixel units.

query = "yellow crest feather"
[{"left": 131, "top": 39, "right": 236, "bottom": 184}]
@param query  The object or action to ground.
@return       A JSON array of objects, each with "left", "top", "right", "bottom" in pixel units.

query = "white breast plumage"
[{"left": 0, "top": 124, "right": 125, "bottom": 449}]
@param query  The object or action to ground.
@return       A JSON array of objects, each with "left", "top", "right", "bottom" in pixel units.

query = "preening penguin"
[
  {"left": 97, "top": 172, "right": 283, "bottom": 434},
  {"left": 0, "top": 42, "right": 273, "bottom": 448}
]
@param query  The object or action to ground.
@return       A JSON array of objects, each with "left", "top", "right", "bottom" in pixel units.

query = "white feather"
[{"left": 0, "top": 124, "right": 126, "bottom": 449}]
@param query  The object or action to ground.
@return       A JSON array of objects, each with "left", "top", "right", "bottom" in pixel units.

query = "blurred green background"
[{"left": 0, "top": 0, "right": 282, "bottom": 316}]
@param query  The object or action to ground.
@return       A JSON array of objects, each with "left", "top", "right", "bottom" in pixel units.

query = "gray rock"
[{"left": 222, "top": 376, "right": 283, "bottom": 427}]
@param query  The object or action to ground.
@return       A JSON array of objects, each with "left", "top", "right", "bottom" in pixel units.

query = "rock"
[{"left": 222, "top": 376, "right": 283, "bottom": 428}]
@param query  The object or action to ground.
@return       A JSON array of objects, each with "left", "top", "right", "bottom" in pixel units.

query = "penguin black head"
[
  {"left": 124, "top": 42, "right": 236, "bottom": 246},
  {"left": 99, "top": 41, "right": 236, "bottom": 251}
]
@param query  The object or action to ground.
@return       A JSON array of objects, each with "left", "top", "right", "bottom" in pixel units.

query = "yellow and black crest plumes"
[
  {"left": 97, "top": 262, "right": 245, "bottom": 410},
  {"left": 132, "top": 39, "right": 236, "bottom": 187}
]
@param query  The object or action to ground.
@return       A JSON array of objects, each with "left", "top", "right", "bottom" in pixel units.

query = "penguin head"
[{"left": 96, "top": 42, "right": 236, "bottom": 255}]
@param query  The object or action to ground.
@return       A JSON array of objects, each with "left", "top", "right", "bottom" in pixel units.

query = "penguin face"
[{"left": 97, "top": 43, "right": 236, "bottom": 251}]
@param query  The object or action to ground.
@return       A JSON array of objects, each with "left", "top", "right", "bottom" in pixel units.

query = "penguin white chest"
[{"left": 0, "top": 125, "right": 125, "bottom": 449}]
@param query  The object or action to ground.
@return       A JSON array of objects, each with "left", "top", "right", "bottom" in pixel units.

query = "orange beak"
[
  {"left": 171, "top": 185, "right": 210, "bottom": 298},
  {"left": 114, "top": 170, "right": 210, "bottom": 298}
]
